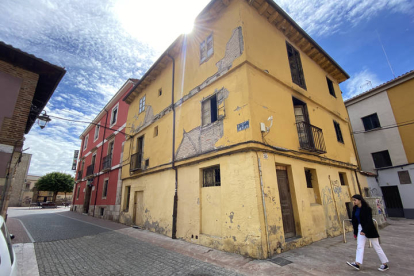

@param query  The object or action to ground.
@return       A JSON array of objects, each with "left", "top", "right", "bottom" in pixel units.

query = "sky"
[{"left": 1, "top": 0, "right": 413, "bottom": 176}]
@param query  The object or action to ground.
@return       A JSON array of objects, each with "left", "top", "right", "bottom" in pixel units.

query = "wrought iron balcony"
[
  {"left": 130, "top": 152, "right": 142, "bottom": 171},
  {"left": 295, "top": 121, "right": 326, "bottom": 154},
  {"left": 77, "top": 170, "right": 83, "bottom": 180},
  {"left": 102, "top": 155, "right": 112, "bottom": 171},
  {"left": 86, "top": 164, "right": 95, "bottom": 177}
]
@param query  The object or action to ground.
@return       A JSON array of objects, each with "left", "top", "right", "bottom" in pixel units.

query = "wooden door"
[
  {"left": 83, "top": 185, "right": 92, "bottom": 213},
  {"left": 276, "top": 166, "right": 296, "bottom": 239},
  {"left": 381, "top": 186, "right": 404, "bottom": 217},
  {"left": 134, "top": 191, "right": 144, "bottom": 226}
]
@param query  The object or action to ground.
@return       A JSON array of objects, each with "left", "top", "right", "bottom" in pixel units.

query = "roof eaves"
[
  {"left": 263, "top": 0, "right": 349, "bottom": 80},
  {"left": 344, "top": 70, "right": 414, "bottom": 105}
]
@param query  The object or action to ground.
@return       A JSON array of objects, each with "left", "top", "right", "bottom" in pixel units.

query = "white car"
[{"left": 0, "top": 216, "right": 17, "bottom": 276}]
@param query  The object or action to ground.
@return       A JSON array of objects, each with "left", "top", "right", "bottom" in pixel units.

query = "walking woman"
[{"left": 347, "top": 194, "right": 389, "bottom": 271}]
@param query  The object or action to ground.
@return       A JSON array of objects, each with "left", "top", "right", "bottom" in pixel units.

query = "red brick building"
[
  {"left": 72, "top": 79, "right": 137, "bottom": 221},
  {"left": 0, "top": 41, "right": 65, "bottom": 217}
]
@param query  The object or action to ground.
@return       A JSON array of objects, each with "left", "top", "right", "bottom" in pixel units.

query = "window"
[
  {"left": 108, "top": 141, "right": 114, "bottom": 159},
  {"left": 153, "top": 126, "right": 158, "bottom": 137},
  {"left": 145, "top": 159, "right": 149, "bottom": 168},
  {"left": 339, "top": 172, "right": 347, "bottom": 186},
  {"left": 158, "top": 88, "right": 162, "bottom": 96},
  {"left": 200, "top": 33, "right": 213, "bottom": 63},
  {"left": 305, "top": 169, "right": 313, "bottom": 188},
  {"left": 125, "top": 186, "right": 131, "bottom": 211},
  {"left": 102, "top": 179, "right": 108, "bottom": 198},
  {"left": 398, "top": 171, "right": 411, "bottom": 184},
  {"left": 362, "top": 113, "right": 381, "bottom": 131},
  {"left": 139, "top": 95, "right": 146, "bottom": 113},
  {"left": 333, "top": 121, "right": 344, "bottom": 143},
  {"left": 203, "top": 166, "right": 221, "bottom": 187},
  {"left": 94, "top": 124, "right": 100, "bottom": 141},
  {"left": 286, "top": 42, "right": 306, "bottom": 89},
  {"left": 372, "top": 150, "right": 392, "bottom": 168},
  {"left": 100, "top": 208, "right": 104, "bottom": 216},
  {"left": 304, "top": 168, "right": 321, "bottom": 204},
  {"left": 83, "top": 135, "right": 89, "bottom": 150},
  {"left": 76, "top": 186, "right": 80, "bottom": 199},
  {"left": 326, "top": 77, "right": 336, "bottom": 97},
  {"left": 110, "top": 104, "right": 119, "bottom": 127},
  {"left": 25, "top": 183, "right": 30, "bottom": 189},
  {"left": 202, "top": 94, "right": 218, "bottom": 126}
]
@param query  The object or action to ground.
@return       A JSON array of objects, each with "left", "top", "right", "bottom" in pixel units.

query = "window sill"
[{"left": 363, "top": 127, "right": 382, "bottom": 133}]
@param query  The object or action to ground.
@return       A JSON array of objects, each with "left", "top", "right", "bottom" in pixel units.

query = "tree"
[{"left": 36, "top": 172, "right": 74, "bottom": 203}]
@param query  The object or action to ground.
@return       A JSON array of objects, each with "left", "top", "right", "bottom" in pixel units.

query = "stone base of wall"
[
  {"left": 88, "top": 204, "right": 121, "bottom": 222},
  {"left": 72, "top": 204, "right": 84, "bottom": 214}
]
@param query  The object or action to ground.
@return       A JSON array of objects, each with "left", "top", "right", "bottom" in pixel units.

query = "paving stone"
[{"left": 34, "top": 231, "right": 243, "bottom": 276}]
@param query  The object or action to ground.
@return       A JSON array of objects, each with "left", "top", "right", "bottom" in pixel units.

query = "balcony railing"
[
  {"left": 130, "top": 152, "right": 142, "bottom": 171},
  {"left": 77, "top": 170, "right": 83, "bottom": 180},
  {"left": 102, "top": 155, "right": 112, "bottom": 171},
  {"left": 295, "top": 121, "right": 326, "bottom": 154},
  {"left": 86, "top": 164, "right": 95, "bottom": 176}
]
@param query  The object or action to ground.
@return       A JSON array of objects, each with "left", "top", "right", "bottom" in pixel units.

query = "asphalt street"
[{"left": 7, "top": 208, "right": 243, "bottom": 276}]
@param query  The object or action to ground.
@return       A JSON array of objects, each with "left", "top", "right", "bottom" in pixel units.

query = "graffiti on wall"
[
  {"left": 376, "top": 198, "right": 384, "bottom": 215},
  {"left": 322, "top": 187, "right": 333, "bottom": 205}
]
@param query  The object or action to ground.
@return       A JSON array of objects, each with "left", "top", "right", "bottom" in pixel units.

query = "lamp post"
[{"left": 37, "top": 111, "right": 51, "bottom": 129}]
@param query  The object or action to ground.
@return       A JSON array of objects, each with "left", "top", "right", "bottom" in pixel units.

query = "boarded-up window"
[
  {"left": 200, "top": 34, "right": 213, "bottom": 63},
  {"left": 203, "top": 166, "right": 221, "bottom": 187},
  {"left": 398, "top": 170, "right": 411, "bottom": 184},
  {"left": 286, "top": 42, "right": 306, "bottom": 90}
]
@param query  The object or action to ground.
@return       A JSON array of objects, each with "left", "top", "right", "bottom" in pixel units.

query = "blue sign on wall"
[{"left": 237, "top": 120, "right": 250, "bottom": 132}]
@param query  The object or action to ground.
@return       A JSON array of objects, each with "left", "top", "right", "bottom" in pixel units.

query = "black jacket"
[{"left": 352, "top": 205, "right": 379, "bottom": 239}]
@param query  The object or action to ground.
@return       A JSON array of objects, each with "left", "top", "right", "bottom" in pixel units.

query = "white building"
[{"left": 345, "top": 71, "right": 414, "bottom": 219}]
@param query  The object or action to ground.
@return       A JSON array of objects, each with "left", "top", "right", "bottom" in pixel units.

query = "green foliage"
[{"left": 36, "top": 172, "right": 74, "bottom": 193}]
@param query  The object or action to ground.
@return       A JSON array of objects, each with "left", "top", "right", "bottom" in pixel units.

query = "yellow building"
[{"left": 120, "top": 0, "right": 367, "bottom": 259}]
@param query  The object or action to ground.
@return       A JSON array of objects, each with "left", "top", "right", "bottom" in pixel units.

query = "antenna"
[
  {"left": 360, "top": 80, "right": 372, "bottom": 91},
  {"left": 376, "top": 30, "right": 395, "bottom": 79}
]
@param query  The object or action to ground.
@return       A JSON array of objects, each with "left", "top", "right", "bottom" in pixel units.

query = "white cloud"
[
  {"left": 277, "top": 0, "right": 414, "bottom": 36},
  {"left": 342, "top": 69, "right": 384, "bottom": 100}
]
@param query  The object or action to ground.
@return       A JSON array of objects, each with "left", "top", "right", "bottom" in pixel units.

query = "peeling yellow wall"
[
  {"left": 120, "top": 169, "right": 175, "bottom": 236},
  {"left": 387, "top": 78, "right": 414, "bottom": 163},
  {"left": 176, "top": 151, "right": 266, "bottom": 259}
]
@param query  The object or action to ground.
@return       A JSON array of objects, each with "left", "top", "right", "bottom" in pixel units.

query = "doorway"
[
  {"left": 134, "top": 191, "right": 144, "bottom": 226},
  {"left": 276, "top": 166, "right": 296, "bottom": 239},
  {"left": 381, "top": 186, "right": 404, "bottom": 217},
  {"left": 83, "top": 183, "right": 92, "bottom": 213}
]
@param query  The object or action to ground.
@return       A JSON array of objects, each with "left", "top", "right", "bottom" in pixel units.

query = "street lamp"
[{"left": 37, "top": 111, "right": 51, "bottom": 129}]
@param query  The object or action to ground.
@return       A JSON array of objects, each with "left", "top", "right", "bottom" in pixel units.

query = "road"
[
  {"left": 6, "top": 207, "right": 414, "bottom": 276},
  {"left": 7, "top": 207, "right": 242, "bottom": 276}
]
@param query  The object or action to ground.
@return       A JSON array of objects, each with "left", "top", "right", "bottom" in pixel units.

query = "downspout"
[
  {"left": 92, "top": 109, "right": 109, "bottom": 217},
  {"left": 167, "top": 52, "right": 178, "bottom": 239}
]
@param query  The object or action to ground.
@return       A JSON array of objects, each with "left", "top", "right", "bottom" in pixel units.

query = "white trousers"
[{"left": 356, "top": 224, "right": 389, "bottom": 264}]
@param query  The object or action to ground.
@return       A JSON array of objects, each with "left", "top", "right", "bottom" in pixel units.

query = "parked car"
[
  {"left": 40, "top": 201, "right": 57, "bottom": 208},
  {"left": 0, "top": 216, "right": 17, "bottom": 276}
]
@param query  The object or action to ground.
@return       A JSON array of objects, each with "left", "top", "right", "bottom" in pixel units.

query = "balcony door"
[{"left": 293, "top": 97, "right": 313, "bottom": 149}]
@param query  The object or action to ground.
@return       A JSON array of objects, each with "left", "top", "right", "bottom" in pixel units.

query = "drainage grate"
[{"left": 268, "top": 257, "right": 293, "bottom": 266}]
